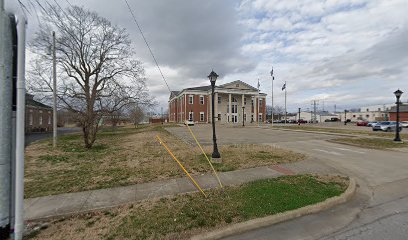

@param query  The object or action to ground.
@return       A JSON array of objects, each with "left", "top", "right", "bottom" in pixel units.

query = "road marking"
[
  {"left": 331, "top": 147, "right": 366, "bottom": 154},
  {"left": 312, "top": 149, "right": 344, "bottom": 156}
]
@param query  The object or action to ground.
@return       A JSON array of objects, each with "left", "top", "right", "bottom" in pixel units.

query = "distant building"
[
  {"left": 388, "top": 104, "right": 408, "bottom": 121},
  {"left": 25, "top": 94, "right": 53, "bottom": 133},
  {"left": 168, "top": 80, "right": 267, "bottom": 124}
]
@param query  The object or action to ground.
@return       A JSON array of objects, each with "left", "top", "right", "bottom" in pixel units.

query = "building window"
[
  {"left": 232, "top": 97, "right": 238, "bottom": 102},
  {"left": 260, "top": 99, "right": 263, "bottom": 107},
  {"left": 200, "top": 112, "right": 204, "bottom": 121},
  {"left": 244, "top": 114, "right": 246, "bottom": 122},
  {"left": 378, "top": 108, "right": 381, "bottom": 111},
  {"left": 189, "top": 95, "right": 194, "bottom": 104},
  {"left": 218, "top": 96, "right": 221, "bottom": 104},
  {"left": 232, "top": 105, "right": 237, "bottom": 113},
  {"left": 226, "top": 106, "right": 229, "bottom": 113},
  {"left": 236, "top": 84, "right": 239, "bottom": 87},
  {"left": 366, "top": 115, "right": 369, "bottom": 118},
  {"left": 217, "top": 114, "right": 221, "bottom": 121},
  {"left": 251, "top": 114, "right": 254, "bottom": 122},
  {"left": 366, "top": 108, "right": 369, "bottom": 112},
  {"left": 244, "top": 97, "right": 247, "bottom": 105},
  {"left": 353, "top": 115, "right": 356, "bottom": 118},
  {"left": 259, "top": 113, "right": 262, "bottom": 122},
  {"left": 189, "top": 112, "right": 194, "bottom": 121},
  {"left": 48, "top": 115, "right": 51, "bottom": 124},
  {"left": 199, "top": 96, "right": 204, "bottom": 105},
  {"left": 251, "top": 99, "right": 254, "bottom": 107}
]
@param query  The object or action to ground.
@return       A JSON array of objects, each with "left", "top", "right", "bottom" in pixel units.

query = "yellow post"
[
  {"left": 156, "top": 135, "right": 207, "bottom": 198},
  {"left": 186, "top": 124, "right": 223, "bottom": 188}
]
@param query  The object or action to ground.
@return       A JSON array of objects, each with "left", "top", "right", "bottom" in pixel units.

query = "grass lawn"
[
  {"left": 27, "top": 175, "right": 348, "bottom": 240},
  {"left": 273, "top": 125, "right": 408, "bottom": 139},
  {"left": 329, "top": 137, "right": 408, "bottom": 149},
  {"left": 25, "top": 124, "right": 305, "bottom": 198}
]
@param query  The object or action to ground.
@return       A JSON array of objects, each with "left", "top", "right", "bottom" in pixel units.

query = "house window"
[
  {"left": 218, "top": 96, "right": 221, "bottom": 104},
  {"left": 189, "top": 112, "right": 194, "bottom": 121},
  {"left": 200, "top": 112, "right": 204, "bottom": 121},
  {"left": 189, "top": 95, "right": 194, "bottom": 104},
  {"left": 217, "top": 114, "right": 221, "bottom": 121},
  {"left": 200, "top": 96, "right": 204, "bottom": 105},
  {"left": 244, "top": 97, "right": 247, "bottom": 105}
]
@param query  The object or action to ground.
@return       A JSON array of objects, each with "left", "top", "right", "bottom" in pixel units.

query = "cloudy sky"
[{"left": 6, "top": 0, "right": 408, "bottom": 112}]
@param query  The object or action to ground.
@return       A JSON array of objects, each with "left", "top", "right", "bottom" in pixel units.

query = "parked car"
[
  {"left": 356, "top": 120, "right": 369, "bottom": 126},
  {"left": 184, "top": 119, "right": 194, "bottom": 126},
  {"left": 372, "top": 121, "right": 402, "bottom": 132},
  {"left": 400, "top": 121, "right": 408, "bottom": 128},
  {"left": 367, "top": 121, "right": 379, "bottom": 127},
  {"left": 298, "top": 119, "right": 307, "bottom": 124}
]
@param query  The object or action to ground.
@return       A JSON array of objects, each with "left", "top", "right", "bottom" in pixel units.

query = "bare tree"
[
  {"left": 128, "top": 104, "right": 145, "bottom": 128},
  {"left": 29, "top": 5, "right": 154, "bottom": 148}
]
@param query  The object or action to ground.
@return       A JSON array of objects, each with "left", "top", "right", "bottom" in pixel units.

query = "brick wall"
[
  {"left": 389, "top": 112, "right": 408, "bottom": 121},
  {"left": 26, "top": 107, "right": 53, "bottom": 132}
]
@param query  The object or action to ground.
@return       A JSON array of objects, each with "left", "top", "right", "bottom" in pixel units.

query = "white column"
[
  {"left": 242, "top": 94, "right": 245, "bottom": 123},
  {"left": 254, "top": 96, "right": 258, "bottom": 123},
  {"left": 228, "top": 94, "right": 232, "bottom": 123}
]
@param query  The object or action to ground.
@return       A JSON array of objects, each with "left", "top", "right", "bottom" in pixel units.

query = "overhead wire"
[{"left": 123, "top": 0, "right": 172, "bottom": 93}]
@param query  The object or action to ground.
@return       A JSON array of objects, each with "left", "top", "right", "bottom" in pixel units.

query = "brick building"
[
  {"left": 168, "top": 80, "right": 267, "bottom": 124},
  {"left": 388, "top": 104, "right": 408, "bottom": 121},
  {"left": 25, "top": 94, "right": 53, "bottom": 133}
]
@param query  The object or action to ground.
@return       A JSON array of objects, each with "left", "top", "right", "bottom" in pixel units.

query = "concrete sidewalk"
[{"left": 25, "top": 166, "right": 288, "bottom": 220}]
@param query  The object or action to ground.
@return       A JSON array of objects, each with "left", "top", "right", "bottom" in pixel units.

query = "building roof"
[
  {"left": 184, "top": 85, "right": 212, "bottom": 91},
  {"left": 169, "top": 80, "right": 264, "bottom": 101},
  {"left": 26, "top": 94, "right": 52, "bottom": 110},
  {"left": 388, "top": 104, "right": 408, "bottom": 113}
]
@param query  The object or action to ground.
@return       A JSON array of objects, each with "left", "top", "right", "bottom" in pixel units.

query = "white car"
[
  {"left": 184, "top": 119, "right": 194, "bottom": 126},
  {"left": 400, "top": 121, "right": 408, "bottom": 128}
]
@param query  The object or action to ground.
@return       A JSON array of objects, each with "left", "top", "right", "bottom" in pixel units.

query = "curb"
[{"left": 191, "top": 177, "right": 356, "bottom": 240}]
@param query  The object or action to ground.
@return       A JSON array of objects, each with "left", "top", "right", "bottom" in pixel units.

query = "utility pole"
[
  {"left": 311, "top": 100, "right": 318, "bottom": 124},
  {"left": 298, "top": 108, "right": 301, "bottom": 125},
  {"left": 52, "top": 31, "right": 58, "bottom": 148},
  {"left": 0, "top": 2, "right": 13, "bottom": 237},
  {"left": 284, "top": 81, "right": 287, "bottom": 124},
  {"left": 270, "top": 67, "right": 274, "bottom": 126},
  {"left": 344, "top": 109, "right": 348, "bottom": 125}
]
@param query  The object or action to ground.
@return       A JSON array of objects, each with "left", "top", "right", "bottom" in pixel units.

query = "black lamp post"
[
  {"left": 208, "top": 70, "right": 221, "bottom": 159},
  {"left": 394, "top": 89, "right": 403, "bottom": 142},
  {"left": 242, "top": 106, "right": 245, "bottom": 127}
]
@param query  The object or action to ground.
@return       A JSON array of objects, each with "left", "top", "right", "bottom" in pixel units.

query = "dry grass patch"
[
  {"left": 25, "top": 125, "right": 305, "bottom": 198},
  {"left": 329, "top": 137, "right": 408, "bottom": 149},
  {"left": 26, "top": 175, "right": 347, "bottom": 240}
]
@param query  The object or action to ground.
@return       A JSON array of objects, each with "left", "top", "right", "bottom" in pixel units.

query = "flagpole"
[
  {"left": 284, "top": 81, "right": 287, "bottom": 125},
  {"left": 270, "top": 67, "right": 274, "bottom": 127}
]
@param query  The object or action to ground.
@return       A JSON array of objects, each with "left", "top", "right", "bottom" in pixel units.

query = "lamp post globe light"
[
  {"left": 208, "top": 70, "right": 221, "bottom": 159},
  {"left": 394, "top": 89, "right": 403, "bottom": 142}
]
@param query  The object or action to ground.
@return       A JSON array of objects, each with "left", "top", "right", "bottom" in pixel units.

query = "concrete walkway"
[{"left": 24, "top": 166, "right": 295, "bottom": 220}]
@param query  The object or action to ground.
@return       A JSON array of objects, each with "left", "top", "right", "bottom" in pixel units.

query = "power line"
[{"left": 123, "top": 0, "right": 171, "bottom": 93}]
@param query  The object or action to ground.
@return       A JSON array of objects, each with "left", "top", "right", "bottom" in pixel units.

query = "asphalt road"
[
  {"left": 25, "top": 127, "right": 81, "bottom": 146},
  {"left": 167, "top": 125, "right": 408, "bottom": 240}
]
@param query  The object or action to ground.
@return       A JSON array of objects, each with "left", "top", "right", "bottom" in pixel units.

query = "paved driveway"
[{"left": 167, "top": 124, "right": 408, "bottom": 240}]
